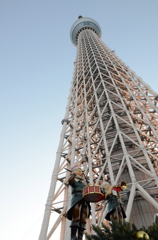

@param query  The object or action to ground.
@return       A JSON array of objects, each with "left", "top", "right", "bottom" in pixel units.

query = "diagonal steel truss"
[{"left": 39, "top": 26, "right": 158, "bottom": 240}]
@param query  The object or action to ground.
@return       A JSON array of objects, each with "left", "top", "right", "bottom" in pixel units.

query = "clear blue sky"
[{"left": 1, "top": 1, "right": 158, "bottom": 239}]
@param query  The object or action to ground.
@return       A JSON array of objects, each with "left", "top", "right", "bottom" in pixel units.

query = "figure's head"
[
  {"left": 102, "top": 181, "right": 111, "bottom": 190},
  {"left": 72, "top": 166, "right": 83, "bottom": 177}
]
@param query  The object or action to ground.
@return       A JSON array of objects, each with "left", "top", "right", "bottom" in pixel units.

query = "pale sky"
[{"left": 1, "top": 1, "right": 158, "bottom": 240}]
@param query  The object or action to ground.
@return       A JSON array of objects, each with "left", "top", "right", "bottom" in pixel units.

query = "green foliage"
[
  {"left": 110, "top": 220, "right": 136, "bottom": 240},
  {"left": 146, "top": 223, "right": 158, "bottom": 240},
  {"left": 85, "top": 224, "right": 111, "bottom": 240},
  {"left": 85, "top": 220, "right": 158, "bottom": 240}
]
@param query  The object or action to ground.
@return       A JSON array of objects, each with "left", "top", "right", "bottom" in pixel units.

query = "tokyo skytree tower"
[{"left": 39, "top": 16, "right": 158, "bottom": 240}]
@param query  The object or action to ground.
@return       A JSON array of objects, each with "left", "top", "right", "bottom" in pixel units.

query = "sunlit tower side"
[{"left": 39, "top": 16, "right": 158, "bottom": 240}]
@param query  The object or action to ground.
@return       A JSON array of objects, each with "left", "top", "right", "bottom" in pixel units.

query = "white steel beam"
[{"left": 39, "top": 17, "right": 158, "bottom": 240}]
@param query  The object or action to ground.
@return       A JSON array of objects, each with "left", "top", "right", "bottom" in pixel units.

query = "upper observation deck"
[{"left": 70, "top": 16, "right": 102, "bottom": 46}]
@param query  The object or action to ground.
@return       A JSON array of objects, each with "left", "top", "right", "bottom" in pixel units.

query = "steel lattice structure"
[{"left": 39, "top": 17, "right": 158, "bottom": 240}]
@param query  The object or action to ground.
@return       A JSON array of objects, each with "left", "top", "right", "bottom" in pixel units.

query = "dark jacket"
[
  {"left": 66, "top": 174, "right": 90, "bottom": 220},
  {"left": 105, "top": 194, "right": 126, "bottom": 221}
]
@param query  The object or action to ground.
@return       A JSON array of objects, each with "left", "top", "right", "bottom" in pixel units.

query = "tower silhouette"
[{"left": 39, "top": 17, "right": 158, "bottom": 240}]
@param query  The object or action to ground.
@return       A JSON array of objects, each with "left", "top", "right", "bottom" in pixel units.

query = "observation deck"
[{"left": 70, "top": 16, "right": 102, "bottom": 46}]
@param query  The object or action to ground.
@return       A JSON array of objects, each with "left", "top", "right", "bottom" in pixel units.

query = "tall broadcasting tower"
[{"left": 39, "top": 17, "right": 158, "bottom": 240}]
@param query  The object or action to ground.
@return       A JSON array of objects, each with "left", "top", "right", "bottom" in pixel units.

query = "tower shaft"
[{"left": 39, "top": 18, "right": 158, "bottom": 240}]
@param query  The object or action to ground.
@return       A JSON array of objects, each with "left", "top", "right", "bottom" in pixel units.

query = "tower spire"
[{"left": 39, "top": 17, "right": 158, "bottom": 240}]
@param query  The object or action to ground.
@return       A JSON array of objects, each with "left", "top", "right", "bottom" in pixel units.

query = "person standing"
[
  {"left": 101, "top": 181, "right": 126, "bottom": 221},
  {"left": 66, "top": 166, "right": 90, "bottom": 240}
]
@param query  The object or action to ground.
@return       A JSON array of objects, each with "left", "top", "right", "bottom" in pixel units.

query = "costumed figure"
[
  {"left": 101, "top": 181, "right": 126, "bottom": 221},
  {"left": 66, "top": 166, "right": 91, "bottom": 240}
]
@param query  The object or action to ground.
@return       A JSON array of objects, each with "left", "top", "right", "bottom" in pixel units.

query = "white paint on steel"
[{"left": 39, "top": 17, "right": 158, "bottom": 240}]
